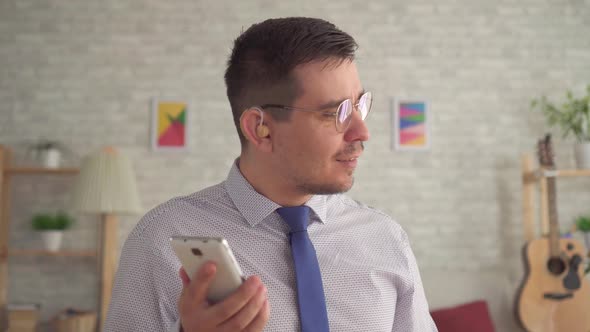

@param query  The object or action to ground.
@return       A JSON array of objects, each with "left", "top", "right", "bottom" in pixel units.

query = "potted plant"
[
  {"left": 576, "top": 215, "right": 590, "bottom": 248},
  {"left": 577, "top": 216, "right": 590, "bottom": 276},
  {"left": 531, "top": 85, "right": 590, "bottom": 169},
  {"left": 32, "top": 211, "right": 74, "bottom": 252}
]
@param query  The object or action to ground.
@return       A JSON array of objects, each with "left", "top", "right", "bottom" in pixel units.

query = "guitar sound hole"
[{"left": 547, "top": 257, "right": 566, "bottom": 275}]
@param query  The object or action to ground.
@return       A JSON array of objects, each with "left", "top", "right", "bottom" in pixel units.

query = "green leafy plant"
[
  {"left": 575, "top": 216, "right": 590, "bottom": 275},
  {"left": 576, "top": 215, "right": 590, "bottom": 232},
  {"left": 31, "top": 211, "right": 74, "bottom": 231},
  {"left": 531, "top": 85, "right": 590, "bottom": 142}
]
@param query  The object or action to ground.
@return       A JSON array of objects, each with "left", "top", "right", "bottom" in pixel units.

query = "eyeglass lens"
[{"left": 337, "top": 92, "right": 372, "bottom": 129}]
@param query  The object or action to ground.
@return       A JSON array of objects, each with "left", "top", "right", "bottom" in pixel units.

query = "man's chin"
[{"left": 299, "top": 178, "right": 355, "bottom": 195}]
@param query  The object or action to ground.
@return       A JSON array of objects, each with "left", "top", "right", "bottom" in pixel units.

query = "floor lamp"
[{"left": 71, "top": 147, "right": 142, "bottom": 330}]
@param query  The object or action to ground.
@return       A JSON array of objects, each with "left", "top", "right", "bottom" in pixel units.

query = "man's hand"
[{"left": 178, "top": 262, "right": 270, "bottom": 332}]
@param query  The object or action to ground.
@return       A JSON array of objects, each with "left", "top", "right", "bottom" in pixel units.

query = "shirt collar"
[{"left": 225, "top": 159, "right": 328, "bottom": 227}]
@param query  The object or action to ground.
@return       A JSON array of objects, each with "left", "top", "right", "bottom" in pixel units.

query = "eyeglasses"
[{"left": 259, "top": 91, "right": 372, "bottom": 133}]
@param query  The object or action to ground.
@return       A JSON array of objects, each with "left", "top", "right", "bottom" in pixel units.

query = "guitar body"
[{"left": 516, "top": 237, "right": 590, "bottom": 332}]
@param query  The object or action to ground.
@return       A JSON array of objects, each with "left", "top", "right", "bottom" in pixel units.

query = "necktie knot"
[{"left": 276, "top": 206, "right": 310, "bottom": 233}]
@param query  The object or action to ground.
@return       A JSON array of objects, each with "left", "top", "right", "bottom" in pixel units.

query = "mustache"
[{"left": 340, "top": 142, "right": 364, "bottom": 156}]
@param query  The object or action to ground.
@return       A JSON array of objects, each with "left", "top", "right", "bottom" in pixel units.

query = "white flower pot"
[
  {"left": 43, "top": 148, "right": 61, "bottom": 168},
  {"left": 574, "top": 142, "right": 590, "bottom": 169},
  {"left": 41, "top": 231, "right": 63, "bottom": 252}
]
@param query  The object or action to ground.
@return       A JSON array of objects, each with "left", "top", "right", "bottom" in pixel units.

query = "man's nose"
[{"left": 344, "top": 109, "right": 370, "bottom": 143}]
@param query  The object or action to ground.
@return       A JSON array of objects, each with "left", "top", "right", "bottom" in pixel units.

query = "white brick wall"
[{"left": 1, "top": 0, "right": 590, "bottom": 330}]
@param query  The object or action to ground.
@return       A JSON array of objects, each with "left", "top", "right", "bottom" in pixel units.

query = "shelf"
[
  {"left": 2, "top": 249, "right": 97, "bottom": 257},
  {"left": 551, "top": 169, "right": 590, "bottom": 177},
  {"left": 4, "top": 167, "right": 79, "bottom": 175},
  {"left": 523, "top": 169, "right": 590, "bottom": 182}
]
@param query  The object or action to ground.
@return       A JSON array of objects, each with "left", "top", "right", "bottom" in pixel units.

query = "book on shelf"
[
  {"left": 7, "top": 303, "right": 40, "bottom": 331},
  {"left": 7, "top": 328, "right": 38, "bottom": 332}
]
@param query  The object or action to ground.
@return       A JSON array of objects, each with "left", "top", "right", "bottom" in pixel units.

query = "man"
[{"left": 105, "top": 17, "right": 437, "bottom": 332}]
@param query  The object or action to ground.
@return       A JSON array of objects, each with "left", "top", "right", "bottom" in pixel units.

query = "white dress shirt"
[{"left": 104, "top": 160, "right": 437, "bottom": 331}]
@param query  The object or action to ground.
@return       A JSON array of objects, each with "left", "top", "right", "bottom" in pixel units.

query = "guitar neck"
[{"left": 546, "top": 175, "right": 560, "bottom": 256}]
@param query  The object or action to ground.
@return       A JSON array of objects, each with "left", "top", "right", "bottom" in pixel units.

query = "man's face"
[{"left": 270, "top": 59, "right": 370, "bottom": 195}]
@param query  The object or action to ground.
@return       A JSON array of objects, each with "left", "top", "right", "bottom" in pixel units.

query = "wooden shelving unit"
[
  {"left": 4, "top": 167, "right": 79, "bottom": 175},
  {"left": 522, "top": 154, "right": 590, "bottom": 240},
  {"left": 3, "top": 249, "right": 97, "bottom": 257},
  {"left": 0, "top": 145, "right": 104, "bottom": 331}
]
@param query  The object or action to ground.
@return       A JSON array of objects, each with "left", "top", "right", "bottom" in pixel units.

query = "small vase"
[
  {"left": 43, "top": 148, "right": 61, "bottom": 168},
  {"left": 40, "top": 231, "right": 63, "bottom": 252},
  {"left": 574, "top": 142, "right": 590, "bottom": 169}
]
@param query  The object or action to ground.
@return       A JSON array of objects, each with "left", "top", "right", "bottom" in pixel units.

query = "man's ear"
[{"left": 240, "top": 107, "right": 272, "bottom": 152}]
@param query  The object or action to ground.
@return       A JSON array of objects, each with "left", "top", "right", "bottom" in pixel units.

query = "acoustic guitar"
[{"left": 515, "top": 134, "right": 590, "bottom": 332}]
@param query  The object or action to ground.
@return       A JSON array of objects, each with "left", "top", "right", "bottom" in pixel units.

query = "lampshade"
[{"left": 71, "top": 146, "right": 142, "bottom": 214}]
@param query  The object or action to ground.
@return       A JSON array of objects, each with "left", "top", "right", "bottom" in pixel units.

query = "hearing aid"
[{"left": 255, "top": 109, "right": 269, "bottom": 138}]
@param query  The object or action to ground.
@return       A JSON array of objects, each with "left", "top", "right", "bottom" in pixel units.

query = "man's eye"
[{"left": 321, "top": 112, "right": 338, "bottom": 118}]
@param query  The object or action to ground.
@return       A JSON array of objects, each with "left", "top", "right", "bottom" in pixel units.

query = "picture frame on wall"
[
  {"left": 150, "top": 98, "right": 190, "bottom": 151},
  {"left": 391, "top": 99, "right": 430, "bottom": 151}
]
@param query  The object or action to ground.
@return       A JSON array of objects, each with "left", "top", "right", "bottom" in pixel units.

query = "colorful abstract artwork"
[
  {"left": 151, "top": 99, "right": 189, "bottom": 151},
  {"left": 393, "top": 100, "right": 429, "bottom": 150}
]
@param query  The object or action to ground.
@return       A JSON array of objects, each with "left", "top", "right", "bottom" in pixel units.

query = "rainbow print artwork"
[
  {"left": 395, "top": 101, "right": 429, "bottom": 150},
  {"left": 151, "top": 100, "right": 189, "bottom": 150}
]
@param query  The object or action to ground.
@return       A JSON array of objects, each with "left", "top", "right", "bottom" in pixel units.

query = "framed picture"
[
  {"left": 151, "top": 99, "right": 190, "bottom": 151},
  {"left": 392, "top": 99, "right": 430, "bottom": 151}
]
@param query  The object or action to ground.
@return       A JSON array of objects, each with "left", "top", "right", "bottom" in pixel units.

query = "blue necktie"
[{"left": 277, "top": 206, "right": 330, "bottom": 332}]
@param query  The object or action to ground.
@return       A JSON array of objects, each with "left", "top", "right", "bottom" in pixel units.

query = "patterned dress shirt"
[{"left": 104, "top": 160, "right": 438, "bottom": 331}]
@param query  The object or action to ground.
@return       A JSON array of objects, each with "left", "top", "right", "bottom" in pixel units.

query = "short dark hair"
[{"left": 224, "top": 17, "right": 358, "bottom": 145}]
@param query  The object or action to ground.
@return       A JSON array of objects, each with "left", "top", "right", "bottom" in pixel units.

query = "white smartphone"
[{"left": 170, "top": 236, "right": 244, "bottom": 303}]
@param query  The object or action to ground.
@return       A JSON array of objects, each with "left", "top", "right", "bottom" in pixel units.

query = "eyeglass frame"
[{"left": 257, "top": 91, "right": 372, "bottom": 133}]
